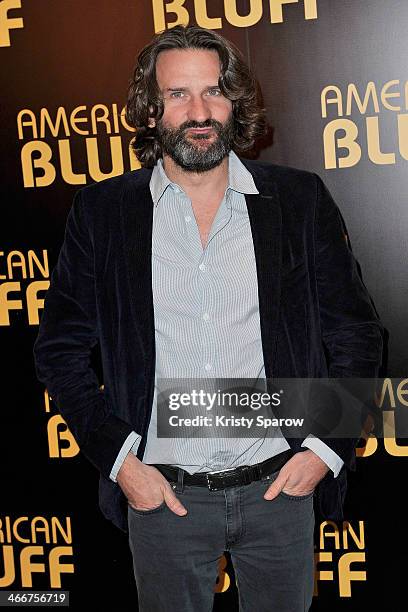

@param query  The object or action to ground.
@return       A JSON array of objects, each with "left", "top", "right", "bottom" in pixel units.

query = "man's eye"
[
  {"left": 207, "top": 88, "right": 221, "bottom": 96},
  {"left": 170, "top": 91, "right": 184, "bottom": 98}
]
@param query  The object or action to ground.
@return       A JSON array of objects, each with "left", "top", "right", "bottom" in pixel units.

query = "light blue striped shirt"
[{"left": 109, "top": 151, "right": 343, "bottom": 481}]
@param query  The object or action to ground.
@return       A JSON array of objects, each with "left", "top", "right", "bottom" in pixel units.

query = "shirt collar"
[{"left": 149, "top": 150, "right": 259, "bottom": 208}]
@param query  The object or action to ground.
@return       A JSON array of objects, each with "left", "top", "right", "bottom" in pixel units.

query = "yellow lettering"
[
  {"left": 58, "top": 139, "right": 87, "bottom": 185},
  {"left": 17, "top": 109, "right": 37, "bottom": 139},
  {"left": 7, "top": 250, "right": 26, "bottom": 279},
  {"left": 48, "top": 415, "right": 80, "bottom": 458},
  {"left": 21, "top": 141, "right": 56, "bottom": 188},
  {"left": 20, "top": 546, "right": 45, "bottom": 587},
  {"left": 375, "top": 377, "right": 395, "bottom": 408},
  {"left": 49, "top": 547, "right": 74, "bottom": 588},
  {"left": 321, "top": 86, "right": 343, "bottom": 118},
  {"left": 0, "top": 0, "right": 23, "bottom": 47},
  {"left": 0, "top": 281, "right": 22, "bottom": 325},
  {"left": 86, "top": 135, "right": 124, "bottom": 181},
  {"left": 70, "top": 106, "right": 90, "bottom": 136},
  {"left": 323, "top": 119, "right": 361, "bottom": 169},
  {"left": 366, "top": 116, "right": 396, "bottom": 165},
  {"left": 225, "top": 0, "right": 263, "bottom": 28},
  {"left": 0, "top": 545, "right": 14, "bottom": 586},
  {"left": 195, "top": 0, "right": 221, "bottom": 29},
  {"left": 383, "top": 410, "right": 408, "bottom": 456},
  {"left": 51, "top": 517, "right": 72, "bottom": 545},
  {"left": 12, "top": 517, "right": 30, "bottom": 543},
  {"left": 314, "top": 551, "right": 333, "bottom": 595},
  {"left": 397, "top": 379, "right": 408, "bottom": 406},
  {"left": 40, "top": 107, "right": 70, "bottom": 138},
  {"left": 319, "top": 521, "right": 340, "bottom": 549},
  {"left": 355, "top": 433, "right": 377, "bottom": 457},
  {"left": 120, "top": 106, "right": 135, "bottom": 132},
  {"left": 128, "top": 137, "right": 141, "bottom": 171},
  {"left": 31, "top": 518, "right": 50, "bottom": 544},
  {"left": 338, "top": 552, "right": 366, "bottom": 597},
  {"left": 27, "top": 280, "right": 49, "bottom": 324},
  {"left": 381, "top": 79, "right": 401, "bottom": 111},
  {"left": 342, "top": 521, "right": 364, "bottom": 550},
  {"left": 269, "top": 0, "right": 298, "bottom": 24},
  {"left": 214, "top": 553, "right": 230, "bottom": 592},
  {"left": 346, "top": 82, "right": 379, "bottom": 116},
  {"left": 303, "top": 0, "right": 317, "bottom": 19},
  {"left": 152, "top": 0, "right": 189, "bottom": 32},
  {"left": 91, "top": 104, "right": 112, "bottom": 134},
  {"left": 28, "top": 250, "right": 49, "bottom": 279}
]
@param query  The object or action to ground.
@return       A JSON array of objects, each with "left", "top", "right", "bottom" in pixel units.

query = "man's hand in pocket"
[{"left": 117, "top": 453, "right": 187, "bottom": 515}]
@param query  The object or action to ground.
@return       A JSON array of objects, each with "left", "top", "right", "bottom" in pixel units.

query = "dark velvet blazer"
[{"left": 33, "top": 158, "right": 384, "bottom": 534}]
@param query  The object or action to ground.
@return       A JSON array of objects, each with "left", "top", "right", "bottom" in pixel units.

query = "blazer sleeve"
[
  {"left": 32, "top": 189, "right": 134, "bottom": 480},
  {"left": 311, "top": 174, "right": 385, "bottom": 469}
]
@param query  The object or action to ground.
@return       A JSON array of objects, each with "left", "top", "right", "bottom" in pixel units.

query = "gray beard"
[{"left": 156, "top": 116, "right": 235, "bottom": 172}]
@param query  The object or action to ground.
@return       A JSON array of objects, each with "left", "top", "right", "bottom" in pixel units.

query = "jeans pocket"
[
  {"left": 127, "top": 500, "right": 167, "bottom": 515},
  {"left": 278, "top": 489, "right": 315, "bottom": 501},
  {"left": 261, "top": 472, "right": 314, "bottom": 501}
]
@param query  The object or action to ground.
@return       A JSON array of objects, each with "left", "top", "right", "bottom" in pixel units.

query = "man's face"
[{"left": 153, "top": 48, "right": 234, "bottom": 172}]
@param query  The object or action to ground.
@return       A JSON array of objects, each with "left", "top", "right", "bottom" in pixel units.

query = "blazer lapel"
[
  {"left": 243, "top": 162, "right": 282, "bottom": 379},
  {"left": 120, "top": 172, "right": 156, "bottom": 365}
]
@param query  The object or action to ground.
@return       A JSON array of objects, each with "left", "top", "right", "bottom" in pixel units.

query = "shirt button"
[
  {"left": 199, "top": 263, "right": 206, "bottom": 271},
  {"left": 203, "top": 312, "right": 210, "bottom": 321},
  {"left": 204, "top": 363, "right": 212, "bottom": 371},
  {"left": 185, "top": 215, "right": 191, "bottom": 223}
]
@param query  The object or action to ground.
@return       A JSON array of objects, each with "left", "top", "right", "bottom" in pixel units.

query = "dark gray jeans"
[{"left": 127, "top": 468, "right": 315, "bottom": 612}]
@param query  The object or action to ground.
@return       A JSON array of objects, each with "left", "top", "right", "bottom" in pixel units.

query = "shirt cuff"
[
  {"left": 109, "top": 431, "right": 142, "bottom": 483},
  {"left": 301, "top": 434, "right": 344, "bottom": 478}
]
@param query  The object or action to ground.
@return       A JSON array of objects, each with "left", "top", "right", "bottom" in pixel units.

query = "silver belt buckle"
[{"left": 206, "top": 467, "right": 237, "bottom": 491}]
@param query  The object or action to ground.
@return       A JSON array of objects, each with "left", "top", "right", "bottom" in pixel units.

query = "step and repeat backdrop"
[{"left": 1, "top": 1, "right": 407, "bottom": 610}]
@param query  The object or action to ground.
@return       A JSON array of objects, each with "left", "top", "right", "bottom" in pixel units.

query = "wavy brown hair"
[{"left": 126, "top": 24, "right": 267, "bottom": 167}]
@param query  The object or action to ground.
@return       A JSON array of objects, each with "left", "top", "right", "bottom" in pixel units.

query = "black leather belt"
[{"left": 151, "top": 449, "right": 293, "bottom": 491}]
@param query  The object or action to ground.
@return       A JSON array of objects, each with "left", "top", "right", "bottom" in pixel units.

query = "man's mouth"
[{"left": 186, "top": 127, "right": 214, "bottom": 134}]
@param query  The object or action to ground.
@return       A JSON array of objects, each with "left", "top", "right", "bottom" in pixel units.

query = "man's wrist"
[
  {"left": 301, "top": 435, "right": 344, "bottom": 477},
  {"left": 117, "top": 451, "right": 144, "bottom": 480}
]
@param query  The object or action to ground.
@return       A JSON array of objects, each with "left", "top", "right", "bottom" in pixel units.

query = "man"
[{"left": 33, "top": 25, "right": 383, "bottom": 612}]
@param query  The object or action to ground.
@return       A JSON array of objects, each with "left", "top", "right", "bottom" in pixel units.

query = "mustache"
[{"left": 181, "top": 119, "right": 223, "bottom": 131}]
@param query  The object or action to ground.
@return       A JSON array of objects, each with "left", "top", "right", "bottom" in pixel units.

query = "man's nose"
[{"left": 187, "top": 95, "right": 211, "bottom": 122}]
